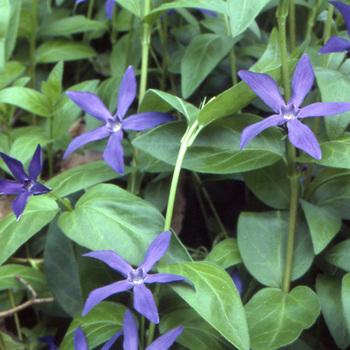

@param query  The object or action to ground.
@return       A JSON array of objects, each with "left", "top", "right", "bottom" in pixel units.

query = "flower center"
[
  {"left": 128, "top": 268, "right": 147, "bottom": 285},
  {"left": 281, "top": 104, "right": 300, "bottom": 120},
  {"left": 106, "top": 117, "right": 121, "bottom": 132},
  {"left": 23, "top": 179, "right": 35, "bottom": 192}
]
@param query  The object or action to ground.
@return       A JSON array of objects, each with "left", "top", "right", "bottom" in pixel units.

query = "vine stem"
[
  {"left": 289, "top": 0, "right": 296, "bottom": 52},
  {"left": 224, "top": 16, "right": 238, "bottom": 86},
  {"left": 49, "top": 191, "right": 73, "bottom": 212},
  {"left": 29, "top": 0, "right": 38, "bottom": 125}
]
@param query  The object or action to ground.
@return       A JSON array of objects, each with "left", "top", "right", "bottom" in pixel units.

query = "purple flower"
[
  {"left": 231, "top": 270, "right": 243, "bottom": 296},
  {"left": 63, "top": 66, "right": 173, "bottom": 174},
  {"left": 319, "top": 1, "right": 350, "bottom": 54},
  {"left": 38, "top": 335, "right": 58, "bottom": 350},
  {"left": 76, "top": 0, "right": 115, "bottom": 20},
  {"left": 0, "top": 145, "right": 51, "bottom": 221},
  {"left": 82, "top": 231, "right": 189, "bottom": 324},
  {"left": 73, "top": 326, "right": 121, "bottom": 350},
  {"left": 238, "top": 54, "right": 350, "bottom": 159}
]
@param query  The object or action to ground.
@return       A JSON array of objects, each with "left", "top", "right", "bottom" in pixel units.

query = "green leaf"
[
  {"left": 36, "top": 41, "right": 97, "bottom": 63},
  {"left": 0, "top": 87, "right": 51, "bottom": 117},
  {"left": 59, "top": 302, "right": 126, "bottom": 350},
  {"left": 342, "top": 274, "right": 350, "bottom": 333},
  {"left": 139, "top": 89, "right": 200, "bottom": 126},
  {"left": 0, "top": 0, "right": 10, "bottom": 70},
  {"left": 245, "top": 286, "right": 320, "bottom": 350},
  {"left": 158, "top": 262, "right": 250, "bottom": 350},
  {"left": 44, "top": 218, "right": 83, "bottom": 317},
  {"left": 243, "top": 160, "right": 290, "bottom": 209},
  {"left": 160, "top": 307, "right": 232, "bottom": 350},
  {"left": 115, "top": 0, "right": 143, "bottom": 17},
  {"left": 300, "top": 200, "right": 341, "bottom": 254},
  {"left": 325, "top": 240, "right": 350, "bottom": 272},
  {"left": 237, "top": 211, "right": 314, "bottom": 287},
  {"left": 0, "top": 61, "right": 25, "bottom": 89},
  {"left": 39, "top": 15, "right": 107, "bottom": 37},
  {"left": 227, "top": 0, "right": 271, "bottom": 38},
  {"left": 41, "top": 61, "right": 64, "bottom": 106},
  {"left": 0, "top": 196, "right": 59, "bottom": 266},
  {"left": 133, "top": 116, "right": 284, "bottom": 174},
  {"left": 5, "top": 0, "right": 21, "bottom": 61},
  {"left": 205, "top": 238, "right": 241, "bottom": 269},
  {"left": 181, "top": 34, "right": 237, "bottom": 98},
  {"left": 58, "top": 184, "right": 191, "bottom": 267},
  {"left": 315, "top": 68, "right": 350, "bottom": 140},
  {"left": 316, "top": 274, "right": 350, "bottom": 349}
]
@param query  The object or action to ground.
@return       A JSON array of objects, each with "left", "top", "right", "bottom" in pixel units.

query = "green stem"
[
  {"left": 8, "top": 290, "right": 23, "bottom": 342},
  {"left": 47, "top": 116, "right": 54, "bottom": 178},
  {"left": 322, "top": 4, "right": 334, "bottom": 68},
  {"left": 305, "top": 1, "right": 320, "bottom": 39},
  {"left": 124, "top": 15, "right": 135, "bottom": 70},
  {"left": 110, "top": 4, "right": 118, "bottom": 44},
  {"left": 49, "top": 191, "right": 73, "bottom": 212},
  {"left": 157, "top": 14, "right": 169, "bottom": 91},
  {"left": 29, "top": 0, "right": 38, "bottom": 125},
  {"left": 289, "top": 0, "right": 296, "bottom": 52},
  {"left": 224, "top": 16, "right": 238, "bottom": 86}
]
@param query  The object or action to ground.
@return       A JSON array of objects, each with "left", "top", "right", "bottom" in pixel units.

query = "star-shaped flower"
[
  {"left": 74, "top": 326, "right": 120, "bottom": 350},
  {"left": 82, "top": 231, "right": 189, "bottom": 324},
  {"left": 238, "top": 54, "right": 350, "bottom": 159},
  {"left": 319, "top": 1, "right": 350, "bottom": 54},
  {"left": 76, "top": 0, "right": 115, "bottom": 19},
  {"left": 63, "top": 66, "right": 173, "bottom": 174},
  {"left": 0, "top": 145, "right": 51, "bottom": 221}
]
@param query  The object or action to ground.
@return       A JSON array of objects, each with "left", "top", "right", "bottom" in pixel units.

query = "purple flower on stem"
[
  {"left": 82, "top": 231, "right": 189, "bottom": 324},
  {"left": 76, "top": 0, "right": 115, "bottom": 19},
  {"left": 238, "top": 54, "right": 350, "bottom": 159},
  {"left": 73, "top": 326, "right": 121, "bottom": 350},
  {"left": 319, "top": 1, "right": 350, "bottom": 54},
  {"left": 63, "top": 66, "right": 173, "bottom": 174},
  {"left": 0, "top": 145, "right": 51, "bottom": 221}
]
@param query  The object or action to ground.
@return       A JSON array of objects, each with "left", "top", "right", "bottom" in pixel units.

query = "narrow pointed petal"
[
  {"left": 28, "top": 145, "right": 42, "bottom": 180},
  {"left": 319, "top": 36, "right": 350, "bottom": 54},
  {"left": 240, "top": 115, "right": 285, "bottom": 149},
  {"left": 299, "top": 102, "right": 350, "bottom": 118},
  {"left": 231, "top": 270, "right": 243, "bottom": 296},
  {"left": 12, "top": 192, "right": 31, "bottom": 221},
  {"left": 63, "top": 126, "right": 110, "bottom": 159},
  {"left": 286, "top": 119, "right": 321, "bottom": 159},
  {"left": 31, "top": 182, "right": 51, "bottom": 195},
  {"left": 146, "top": 326, "right": 183, "bottom": 350},
  {"left": 102, "top": 130, "right": 124, "bottom": 174},
  {"left": 83, "top": 250, "right": 132, "bottom": 277},
  {"left": 117, "top": 66, "right": 136, "bottom": 120},
  {"left": 105, "top": 0, "right": 115, "bottom": 19},
  {"left": 123, "top": 310, "right": 138, "bottom": 350},
  {"left": 238, "top": 70, "right": 285, "bottom": 113},
  {"left": 0, "top": 179, "right": 23, "bottom": 195},
  {"left": 82, "top": 280, "right": 133, "bottom": 316},
  {"left": 145, "top": 273, "right": 188, "bottom": 284},
  {"left": 76, "top": 0, "right": 87, "bottom": 4},
  {"left": 133, "top": 284, "right": 159, "bottom": 324},
  {"left": 197, "top": 8, "right": 217, "bottom": 17},
  {"left": 0, "top": 153, "right": 27, "bottom": 181},
  {"left": 140, "top": 231, "right": 171, "bottom": 273},
  {"left": 122, "top": 112, "right": 174, "bottom": 131},
  {"left": 73, "top": 327, "right": 88, "bottom": 350},
  {"left": 66, "top": 91, "right": 112, "bottom": 123},
  {"left": 330, "top": 1, "right": 350, "bottom": 37},
  {"left": 101, "top": 331, "right": 123, "bottom": 350},
  {"left": 288, "top": 54, "right": 314, "bottom": 107}
]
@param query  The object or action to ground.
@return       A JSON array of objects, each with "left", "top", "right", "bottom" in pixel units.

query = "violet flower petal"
[
  {"left": 286, "top": 119, "right": 322, "bottom": 159},
  {"left": 140, "top": 231, "right": 171, "bottom": 273},
  {"left": 330, "top": 1, "right": 350, "bottom": 37},
  {"left": 0, "top": 153, "right": 27, "bottom": 181},
  {"left": 145, "top": 273, "right": 188, "bottom": 284},
  {"left": 116, "top": 66, "right": 137, "bottom": 120},
  {"left": 28, "top": 145, "right": 42, "bottom": 180},
  {"left": 66, "top": 91, "right": 112, "bottom": 123},
  {"left": 122, "top": 112, "right": 174, "bottom": 131},
  {"left": 238, "top": 70, "right": 285, "bottom": 113},
  {"left": 83, "top": 250, "right": 132, "bottom": 278},
  {"left": 11, "top": 192, "right": 31, "bottom": 221},
  {"left": 288, "top": 54, "right": 314, "bottom": 108},
  {"left": 104, "top": 0, "right": 115, "bottom": 19},
  {"left": 82, "top": 280, "right": 133, "bottom": 316},
  {"left": 319, "top": 36, "right": 350, "bottom": 54},
  {"left": 76, "top": 0, "right": 87, "bottom": 4},
  {"left": 133, "top": 283, "right": 159, "bottom": 324},
  {"left": 100, "top": 331, "right": 123, "bottom": 350},
  {"left": 231, "top": 270, "right": 243, "bottom": 296},
  {"left": 0, "top": 179, "right": 23, "bottom": 195},
  {"left": 299, "top": 102, "right": 350, "bottom": 118},
  {"left": 146, "top": 326, "right": 184, "bottom": 350},
  {"left": 31, "top": 182, "right": 51, "bottom": 195},
  {"left": 63, "top": 126, "right": 110, "bottom": 159},
  {"left": 240, "top": 115, "right": 285, "bottom": 149},
  {"left": 197, "top": 8, "right": 217, "bottom": 17},
  {"left": 123, "top": 310, "right": 138, "bottom": 350},
  {"left": 102, "top": 130, "right": 124, "bottom": 174},
  {"left": 73, "top": 327, "right": 88, "bottom": 350}
]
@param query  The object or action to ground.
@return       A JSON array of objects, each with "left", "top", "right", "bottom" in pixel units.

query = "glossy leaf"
[
  {"left": 245, "top": 286, "right": 320, "bottom": 350},
  {"left": 58, "top": 184, "right": 191, "bottom": 267},
  {"left": 237, "top": 211, "right": 314, "bottom": 287},
  {"left": 0, "top": 61, "right": 25, "bottom": 89},
  {"left": 342, "top": 274, "right": 350, "bottom": 333},
  {"left": 158, "top": 262, "right": 250, "bottom": 350},
  {"left": 325, "top": 240, "right": 350, "bottom": 272}
]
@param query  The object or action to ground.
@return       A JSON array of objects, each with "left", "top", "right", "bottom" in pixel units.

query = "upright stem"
[
  {"left": 322, "top": 4, "right": 334, "bottom": 68},
  {"left": 29, "top": 0, "right": 38, "bottom": 125},
  {"left": 289, "top": 0, "right": 296, "bottom": 52},
  {"left": 224, "top": 16, "right": 238, "bottom": 86},
  {"left": 8, "top": 290, "right": 23, "bottom": 342}
]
